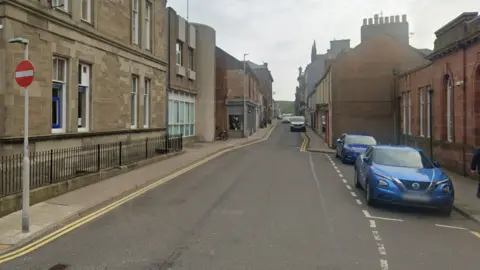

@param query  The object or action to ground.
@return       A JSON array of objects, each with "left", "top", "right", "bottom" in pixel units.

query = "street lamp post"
[
  {"left": 9, "top": 37, "right": 30, "bottom": 232},
  {"left": 428, "top": 87, "right": 434, "bottom": 161},
  {"left": 243, "top": 53, "right": 248, "bottom": 138}
]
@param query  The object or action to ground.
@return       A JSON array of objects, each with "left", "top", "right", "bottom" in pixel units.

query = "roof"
[
  {"left": 345, "top": 133, "right": 375, "bottom": 137},
  {"left": 215, "top": 47, "right": 259, "bottom": 82},
  {"left": 247, "top": 61, "right": 274, "bottom": 82},
  {"left": 373, "top": 145, "right": 419, "bottom": 151}
]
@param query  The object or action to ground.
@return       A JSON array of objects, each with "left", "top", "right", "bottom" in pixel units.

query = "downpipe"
[{"left": 462, "top": 45, "right": 467, "bottom": 176}]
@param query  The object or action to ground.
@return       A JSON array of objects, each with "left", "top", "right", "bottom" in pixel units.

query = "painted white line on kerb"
[
  {"left": 380, "top": 259, "right": 389, "bottom": 270},
  {"left": 350, "top": 192, "right": 357, "bottom": 197},
  {"left": 377, "top": 243, "right": 386, "bottom": 255},
  {"left": 342, "top": 179, "right": 347, "bottom": 184},
  {"left": 435, "top": 224, "right": 468, "bottom": 230},
  {"left": 356, "top": 199, "right": 362, "bottom": 205},
  {"left": 339, "top": 174, "right": 343, "bottom": 178},
  {"left": 15, "top": 70, "right": 34, "bottom": 78},
  {"left": 372, "top": 231, "right": 382, "bottom": 241},
  {"left": 369, "top": 220, "right": 376, "bottom": 228},
  {"left": 346, "top": 185, "right": 352, "bottom": 190}
]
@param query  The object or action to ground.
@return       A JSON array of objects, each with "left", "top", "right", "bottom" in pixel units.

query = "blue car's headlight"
[
  {"left": 377, "top": 179, "right": 389, "bottom": 187},
  {"left": 433, "top": 178, "right": 452, "bottom": 193}
]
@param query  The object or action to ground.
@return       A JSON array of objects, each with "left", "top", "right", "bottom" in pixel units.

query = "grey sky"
[{"left": 168, "top": 0, "right": 477, "bottom": 101}]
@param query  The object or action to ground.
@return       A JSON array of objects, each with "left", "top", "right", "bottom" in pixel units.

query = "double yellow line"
[
  {"left": 0, "top": 125, "right": 277, "bottom": 264},
  {"left": 300, "top": 133, "right": 309, "bottom": 152}
]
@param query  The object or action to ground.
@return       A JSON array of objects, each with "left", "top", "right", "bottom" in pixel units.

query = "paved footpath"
[
  {"left": 0, "top": 123, "right": 276, "bottom": 253},
  {"left": 2, "top": 124, "right": 480, "bottom": 269}
]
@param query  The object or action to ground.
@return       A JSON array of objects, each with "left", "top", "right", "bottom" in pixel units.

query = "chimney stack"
[
  {"left": 402, "top": 14, "right": 407, "bottom": 22},
  {"left": 390, "top": 15, "right": 394, "bottom": 23},
  {"left": 395, "top": 15, "right": 400, "bottom": 23},
  {"left": 368, "top": 18, "right": 373, "bottom": 25},
  {"left": 379, "top": 17, "right": 384, "bottom": 24},
  {"left": 298, "top": 67, "right": 302, "bottom": 76},
  {"left": 263, "top": 62, "right": 268, "bottom": 68},
  {"left": 385, "top": 16, "right": 389, "bottom": 24},
  {"left": 374, "top": 14, "right": 379, "bottom": 24},
  {"left": 363, "top": 18, "right": 367, "bottom": 25}
]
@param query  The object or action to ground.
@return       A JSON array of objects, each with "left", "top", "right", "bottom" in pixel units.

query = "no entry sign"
[{"left": 15, "top": 60, "right": 35, "bottom": 87}]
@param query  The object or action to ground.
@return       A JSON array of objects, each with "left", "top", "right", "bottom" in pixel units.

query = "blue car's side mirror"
[
  {"left": 433, "top": 161, "right": 440, "bottom": 168},
  {"left": 363, "top": 156, "right": 370, "bottom": 163},
  {"left": 336, "top": 139, "right": 342, "bottom": 144}
]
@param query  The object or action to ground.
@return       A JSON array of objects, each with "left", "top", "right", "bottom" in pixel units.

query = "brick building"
[
  {"left": 398, "top": 12, "right": 480, "bottom": 175},
  {"left": 248, "top": 61, "right": 274, "bottom": 122},
  {"left": 0, "top": 0, "right": 167, "bottom": 154},
  {"left": 215, "top": 47, "right": 262, "bottom": 138},
  {"left": 316, "top": 14, "right": 429, "bottom": 147}
]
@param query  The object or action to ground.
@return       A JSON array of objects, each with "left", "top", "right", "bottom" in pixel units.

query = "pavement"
[
  {"left": 302, "top": 126, "right": 335, "bottom": 153},
  {"left": 0, "top": 122, "right": 276, "bottom": 253},
  {"left": 443, "top": 169, "right": 480, "bottom": 224},
  {"left": 1, "top": 124, "right": 480, "bottom": 269}
]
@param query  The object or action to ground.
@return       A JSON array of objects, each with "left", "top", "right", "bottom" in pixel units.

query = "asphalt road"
[{"left": 2, "top": 124, "right": 480, "bottom": 269}]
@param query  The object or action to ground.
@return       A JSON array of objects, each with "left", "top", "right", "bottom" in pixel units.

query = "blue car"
[
  {"left": 336, "top": 134, "right": 377, "bottom": 164},
  {"left": 354, "top": 145, "right": 454, "bottom": 215}
]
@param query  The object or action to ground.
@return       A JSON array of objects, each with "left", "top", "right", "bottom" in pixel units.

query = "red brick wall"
[
  {"left": 215, "top": 54, "right": 228, "bottom": 131},
  {"left": 398, "top": 41, "right": 480, "bottom": 174},
  {"left": 225, "top": 70, "right": 258, "bottom": 101}
]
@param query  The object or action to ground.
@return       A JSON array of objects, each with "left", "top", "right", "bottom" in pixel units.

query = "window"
[
  {"left": 81, "top": 0, "right": 92, "bottom": 22},
  {"left": 408, "top": 91, "right": 412, "bottom": 135},
  {"left": 131, "top": 76, "right": 138, "bottom": 128},
  {"left": 419, "top": 88, "right": 424, "bottom": 136},
  {"left": 145, "top": 1, "right": 152, "bottom": 50},
  {"left": 132, "top": 0, "right": 139, "bottom": 45},
  {"left": 78, "top": 63, "right": 91, "bottom": 131},
  {"left": 188, "top": 48, "right": 194, "bottom": 70},
  {"left": 168, "top": 92, "right": 195, "bottom": 137},
  {"left": 427, "top": 89, "right": 431, "bottom": 138},
  {"left": 176, "top": 42, "right": 183, "bottom": 65},
  {"left": 402, "top": 92, "right": 407, "bottom": 134},
  {"left": 52, "top": 57, "right": 67, "bottom": 132},
  {"left": 143, "top": 79, "right": 151, "bottom": 128},
  {"left": 446, "top": 77, "right": 453, "bottom": 141},
  {"left": 52, "top": 0, "right": 68, "bottom": 12}
]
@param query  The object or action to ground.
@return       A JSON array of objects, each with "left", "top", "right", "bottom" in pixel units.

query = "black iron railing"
[{"left": 0, "top": 134, "right": 183, "bottom": 197}]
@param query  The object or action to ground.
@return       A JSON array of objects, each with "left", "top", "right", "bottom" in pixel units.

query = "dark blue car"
[
  {"left": 354, "top": 145, "right": 454, "bottom": 215},
  {"left": 335, "top": 134, "right": 377, "bottom": 164}
]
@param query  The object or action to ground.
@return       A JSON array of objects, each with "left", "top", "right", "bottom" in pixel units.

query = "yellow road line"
[
  {"left": 0, "top": 125, "right": 276, "bottom": 264},
  {"left": 471, "top": 231, "right": 480, "bottom": 239},
  {"left": 300, "top": 133, "right": 309, "bottom": 152}
]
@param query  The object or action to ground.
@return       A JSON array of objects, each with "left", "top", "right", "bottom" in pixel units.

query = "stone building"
[
  {"left": 247, "top": 61, "right": 274, "bottom": 122},
  {"left": 165, "top": 7, "right": 216, "bottom": 143},
  {"left": 215, "top": 47, "right": 262, "bottom": 138},
  {"left": 0, "top": 0, "right": 168, "bottom": 154},
  {"left": 398, "top": 12, "right": 480, "bottom": 175},
  {"left": 316, "top": 14, "right": 429, "bottom": 147}
]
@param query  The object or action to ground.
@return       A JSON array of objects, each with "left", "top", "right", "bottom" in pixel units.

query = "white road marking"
[
  {"left": 342, "top": 179, "right": 347, "bottom": 184},
  {"left": 335, "top": 169, "right": 340, "bottom": 173},
  {"left": 369, "top": 220, "right": 376, "bottom": 228},
  {"left": 363, "top": 210, "right": 403, "bottom": 222},
  {"left": 338, "top": 174, "right": 344, "bottom": 178},
  {"left": 346, "top": 185, "right": 352, "bottom": 190},
  {"left": 350, "top": 192, "right": 357, "bottom": 197},
  {"left": 435, "top": 224, "right": 468, "bottom": 230},
  {"left": 372, "top": 231, "right": 382, "bottom": 241},
  {"left": 380, "top": 259, "right": 389, "bottom": 270},
  {"left": 356, "top": 199, "right": 362, "bottom": 205},
  {"left": 377, "top": 243, "right": 386, "bottom": 255}
]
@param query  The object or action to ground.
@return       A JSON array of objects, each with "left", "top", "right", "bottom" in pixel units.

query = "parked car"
[
  {"left": 290, "top": 116, "right": 306, "bottom": 132},
  {"left": 336, "top": 134, "right": 377, "bottom": 164},
  {"left": 282, "top": 116, "right": 291, "bottom": 123},
  {"left": 354, "top": 145, "right": 454, "bottom": 215}
]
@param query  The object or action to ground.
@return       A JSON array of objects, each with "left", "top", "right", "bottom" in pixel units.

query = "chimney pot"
[
  {"left": 402, "top": 14, "right": 407, "bottom": 22},
  {"left": 368, "top": 18, "right": 373, "bottom": 25},
  {"left": 263, "top": 62, "right": 268, "bottom": 68},
  {"left": 395, "top": 15, "right": 400, "bottom": 23},
  {"left": 374, "top": 14, "right": 379, "bottom": 24},
  {"left": 363, "top": 18, "right": 367, "bottom": 25},
  {"left": 390, "top": 15, "right": 394, "bottom": 23},
  {"left": 385, "top": 17, "right": 390, "bottom": 24},
  {"left": 379, "top": 17, "right": 384, "bottom": 24}
]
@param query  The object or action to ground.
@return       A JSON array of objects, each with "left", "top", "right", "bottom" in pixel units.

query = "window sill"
[
  {"left": 78, "top": 127, "right": 89, "bottom": 133},
  {"left": 131, "top": 125, "right": 137, "bottom": 129},
  {"left": 143, "top": 125, "right": 149, "bottom": 128},
  {"left": 52, "top": 128, "right": 65, "bottom": 134},
  {"left": 81, "top": 18, "right": 93, "bottom": 25}
]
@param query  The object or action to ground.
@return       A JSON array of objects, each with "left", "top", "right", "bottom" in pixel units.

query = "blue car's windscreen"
[
  {"left": 345, "top": 135, "right": 376, "bottom": 145},
  {"left": 372, "top": 149, "right": 435, "bottom": 169}
]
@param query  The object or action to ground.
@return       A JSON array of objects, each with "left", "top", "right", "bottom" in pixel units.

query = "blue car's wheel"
[
  {"left": 354, "top": 168, "right": 362, "bottom": 189},
  {"left": 366, "top": 180, "right": 376, "bottom": 206},
  {"left": 440, "top": 204, "right": 453, "bottom": 216}
]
